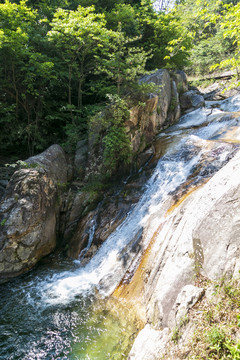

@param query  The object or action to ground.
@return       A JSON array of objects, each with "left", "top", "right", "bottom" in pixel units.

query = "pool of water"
[{"left": 0, "top": 255, "right": 139, "bottom": 360}]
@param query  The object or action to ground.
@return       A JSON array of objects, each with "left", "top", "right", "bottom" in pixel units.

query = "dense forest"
[{"left": 0, "top": 0, "right": 240, "bottom": 162}]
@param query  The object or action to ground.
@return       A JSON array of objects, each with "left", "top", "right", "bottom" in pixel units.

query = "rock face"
[
  {"left": 0, "top": 145, "right": 68, "bottom": 282},
  {"left": 74, "top": 139, "right": 88, "bottom": 179},
  {"left": 128, "top": 149, "right": 240, "bottom": 359},
  {"left": 128, "top": 69, "right": 185, "bottom": 157}
]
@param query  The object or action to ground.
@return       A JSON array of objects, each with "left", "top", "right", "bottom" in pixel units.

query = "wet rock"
[
  {"left": 67, "top": 198, "right": 133, "bottom": 260},
  {"left": 61, "top": 190, "right": 100, "bottom": 245},
  {"left": 167, "top": 80, "right": 181, "bottom": 125},
  {"left": 67, "top": 211, "right": 96, "bottom": 259},
  {"left": 65, "top": 169, "right": 151, "bottom": 262},
  {"left": 136, "top": 146, "right": 155, "bottom": 169},
  {"left": 0, "top": 145, "right": 68, "bottom": 283},
  {"left": 0, "top": 186, "right": 5, "bottom": 202}
]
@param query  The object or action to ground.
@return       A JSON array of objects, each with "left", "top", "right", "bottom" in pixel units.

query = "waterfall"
[
  {"left": 35, "top": 94, "right": 240, "bottom": 306},
  {"left": 1, "top": 94, "right": 240, "bottom": 360}
]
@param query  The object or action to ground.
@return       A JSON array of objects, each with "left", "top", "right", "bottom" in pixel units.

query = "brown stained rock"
[{"left": 0, "top": 145, "right": 68, "bottom": 283}]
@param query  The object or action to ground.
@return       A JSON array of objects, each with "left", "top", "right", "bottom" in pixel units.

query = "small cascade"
[
  {"left": 78, "top": 216, "right": 97, "bottom": 262},
  {"left": 1, "top": 93, "right": 240, "bottom": 359}
]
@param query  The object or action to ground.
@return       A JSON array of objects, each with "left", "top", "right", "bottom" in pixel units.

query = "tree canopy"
[{"left": 1, "top": 0, "right": 239, "bottom": 163}]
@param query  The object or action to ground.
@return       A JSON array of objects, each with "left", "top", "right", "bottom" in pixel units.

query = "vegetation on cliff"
[{"left": 1, "top": 0, "right": 240, "bottom": 169}]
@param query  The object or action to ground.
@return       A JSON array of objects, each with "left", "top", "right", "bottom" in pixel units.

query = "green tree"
[
  {"left": 151, "top": 11, "right": 192, "bottom": 69},
  {"left": 0, "top": 0, "right": 55, "bottom": 155},
  {"left": 210, "top": 2, "right": 240, "bottom": 85},
  {"left": 172, "top": 0, "right": 239, "bottom": 75},
  {"left": 48, "top": 6, "right": 110, "bottom": 118},
  {"left": 96, "top": 27, "right": 150, "bottom": 95}
]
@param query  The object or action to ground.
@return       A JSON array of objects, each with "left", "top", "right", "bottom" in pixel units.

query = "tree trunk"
[{"left": 68, "top": 65, "right": 74, "bottom": 124}]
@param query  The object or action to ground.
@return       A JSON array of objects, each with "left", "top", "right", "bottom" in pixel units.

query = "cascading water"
[{"left": 1, "top": 94, "right": 240, "bottom": 360}]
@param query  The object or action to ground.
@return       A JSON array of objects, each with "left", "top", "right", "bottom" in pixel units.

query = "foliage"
[
  {"left": 48, "top": 6, "right": 109, "bottom": 112},
  {"left": 90, "top": 94, "right": 131, "bottom": 176},
  {"left": 171, "top": 0, "right": 239, "bottom": 75},
  {"left": 209, "top": 2, "right": 240, "bottom": 88},
  {"left": 102, "top": 95, "right": 131, "bottom": 175},
  {"left": 0, "top": 218, "right": 7, "bottom": 227},
  {"left": 152, "top": 11, "right": 192, "bottom": 69},
  {"left": 0, "top": 0, "right": 216, "bottom": 165},
  {"left": 185, "top": 278, "right": 240, "bottom": 359},
  {"left": 0, "top": 0, "right": 57, "bottom": 155},
  {"left": 95, "top": 26, "right": 151, "bottom": 95}
]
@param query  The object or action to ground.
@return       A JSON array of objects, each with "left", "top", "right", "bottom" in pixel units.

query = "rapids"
[{"left": 1, "top": 94, "right": 240, "bottom": 359}]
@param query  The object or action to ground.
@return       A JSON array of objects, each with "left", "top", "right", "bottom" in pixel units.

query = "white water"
[
  {"left": 34, "top": 95, "right": 240, "bottom": 306},
  {"left": 78, "top": 217, "right": 98, "bottom": 262}
]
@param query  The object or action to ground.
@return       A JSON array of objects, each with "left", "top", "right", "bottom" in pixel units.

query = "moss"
[{"left": 0, "top": 218, "right": 6, "bottom": 227}]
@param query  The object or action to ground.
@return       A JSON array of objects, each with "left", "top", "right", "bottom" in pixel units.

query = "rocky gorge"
[
  {"left": 0, "top": 68, "right": 191, "bottom": 283},
  {"left": 0, "top": 69, "right": 240, "bottom": 359}
]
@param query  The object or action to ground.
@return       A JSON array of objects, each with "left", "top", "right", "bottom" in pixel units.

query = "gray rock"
[
  {"left": 167, "top": 80, "right": 181, "bottom": 125},
  {"left": 140, "top": 69, "right": 172, "bottom": 130},
  {"left": 0, "top": 145, "right": 68, "bottom": 283},
  {"left": 136, "top": 146, "right": 155, "bottom": 169},
  {"left": 168, "top": 285, "right": 205, "bottom": 327},
  {"left": 128, "top": 325, "right": 169, "bottom": 360},
  {"left": 0, "top": 180, "right": 8, "bottom": 187},
  {"left": 180, "top": 90, "right": 205, "bottom": 110},
  {"left": 0, "top": 186, "right": 5, "bottom": 202},
  {"left": 171, "top": 70, "right": 188, "bottom": 94}
]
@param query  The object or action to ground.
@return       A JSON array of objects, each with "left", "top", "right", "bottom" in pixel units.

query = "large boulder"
[
  {"left": 85, "top": 69, "right": 188, "bottom": 179},
  {"left": 0, "top": 145, "right": 68, "bottom": 282}
]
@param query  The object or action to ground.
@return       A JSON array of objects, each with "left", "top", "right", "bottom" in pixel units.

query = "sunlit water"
[{"left": 1, "top": 94, "right": 240, "bottom": 359}]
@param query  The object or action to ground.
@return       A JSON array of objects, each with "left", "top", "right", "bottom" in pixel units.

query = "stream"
[{"left": 1, "top": 94, "right": 240, "bottom": 359}]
